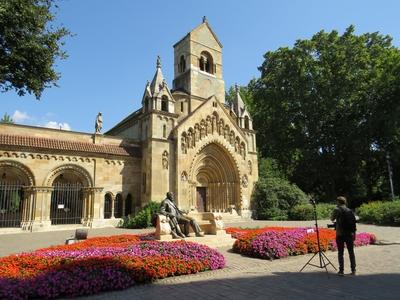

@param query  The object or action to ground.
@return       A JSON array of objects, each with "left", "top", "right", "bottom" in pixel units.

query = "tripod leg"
[
  {"left": 300, "top": 252, "right": 318, "bottom": 272},
  {"left": 321, "top": 251, "right": 337, "bottom": 271}
]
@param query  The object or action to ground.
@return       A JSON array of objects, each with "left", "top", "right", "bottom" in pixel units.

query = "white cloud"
[
  {"left": 12, "top": 110, "right": 30, "bottom": 123},
  {"left": 44, "top": 121, "right": 71, "bottom": 131}
]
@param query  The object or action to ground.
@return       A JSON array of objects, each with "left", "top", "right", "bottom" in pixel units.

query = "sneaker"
[
  {"left": 337, "top": 271, "right": 344, "bottom": 277},
  {"left": 350, "top": 271, "right": 356, "bottom": 276},
  {"left": 195, "top": 233, "right": 204, "bottom": 237}
]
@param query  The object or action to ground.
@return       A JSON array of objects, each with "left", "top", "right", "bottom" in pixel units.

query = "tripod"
[{"left": 300, "top": 199, "right": 336, "bottom": 274}]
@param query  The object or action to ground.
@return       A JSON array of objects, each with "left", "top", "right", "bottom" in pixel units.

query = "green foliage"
[
  {"left": 248, "top": 25, "right": 400, "bottom": 204},
  {"left": 251, "top": 177, "right": 308, "bottom": 220},
  {"left": 120, "top": 201, "right": 160, "bottom": 229},
  {"left": 0, "top": 113, "right": 14, "bottom": 124},
  {"left": 288, "top": 203, "right": 336, "bottom": 220},
  {"left": 0, "top": 0, "right": 71, "bottom": 99},
  {"left": 357, "top": 200, "right": 400, "bottom": 226},
  {"left": 225, "top": 84, "right": 253, "bottom": 107}
]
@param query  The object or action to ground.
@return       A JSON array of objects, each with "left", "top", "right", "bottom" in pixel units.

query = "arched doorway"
[
  {"left": 0, "top": 161, "right": 34, "bottom": 228},
  {"left": 189, "top": 143, "right": 240, "bottom": 212},
  {"left": 50, "top": 173, "right": 83, "bottom": 225},
  {"left": 48, "top": 165, "right": 91, "bottom": 225}
]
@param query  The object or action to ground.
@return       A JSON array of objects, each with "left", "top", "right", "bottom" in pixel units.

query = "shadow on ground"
[{"left": 85, "top": 271, "right": 400, "bottom": 300}]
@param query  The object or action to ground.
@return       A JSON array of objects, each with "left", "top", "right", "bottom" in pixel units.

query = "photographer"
[{"left": 330, "top": 196, "right": 356, "bottom": 276}]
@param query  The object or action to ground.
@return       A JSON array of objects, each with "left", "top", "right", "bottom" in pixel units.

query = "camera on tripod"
[{"left": 327, "top": 222, "right": 336, "bottom": 229}]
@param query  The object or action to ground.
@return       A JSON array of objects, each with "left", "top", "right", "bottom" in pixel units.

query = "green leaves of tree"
[
  {"left": 0, "top": 0, "right": 70, "bottom": 99},
  {"left": 249, "top": 26, "right": 400, "bottom": 202}
]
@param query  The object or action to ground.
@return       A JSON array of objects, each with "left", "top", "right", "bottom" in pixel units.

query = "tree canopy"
[
  {"left": 248, "top": 25, "right": 400, "bottom": 204},
  {"left": 0, "top": 0, "right": 70, "bottom": 99},
  {"left": 0, "top": 112, "right": 14, "bottom": 123}
]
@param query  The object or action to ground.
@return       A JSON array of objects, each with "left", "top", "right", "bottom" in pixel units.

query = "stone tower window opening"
[
  {"left": 244, "top": 116, "right": 250, "bottom": 129},
  {"left": 199, "top": 51, "right": 214, "bottom": 74},
  {"left": 179, "top": 55, "right": 186, "bottom": 73},
  {"left": 163, "top": 124, "right": 167, "bottom": 138},
  {"left": 161, "top": 96, "right": 169, "bottom": 112},
  {"left": 181, "top": 101, "right": 184, "bottom": 112}
]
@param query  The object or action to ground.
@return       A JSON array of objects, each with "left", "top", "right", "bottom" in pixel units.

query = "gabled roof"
[{"left": 173, "top": 19, "right": 223, "bottom": 48}]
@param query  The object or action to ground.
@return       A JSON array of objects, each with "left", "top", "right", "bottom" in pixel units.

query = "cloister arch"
[
  {"left": 0, "top": 160, "right": 35, "bottom": 228},
  {"left": 45, "top": 164, "right": 93, "bottom": 225},
  {"left": 188, "top": 142, "right": 240, "bottom": 212}
]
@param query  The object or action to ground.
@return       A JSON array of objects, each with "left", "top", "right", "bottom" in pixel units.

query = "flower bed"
[
  {"left": 0, "top": 234, "right": 225, "bottom": 299},
  {"left": 226, "top": 227, "right": 376, "bottom": 260}
]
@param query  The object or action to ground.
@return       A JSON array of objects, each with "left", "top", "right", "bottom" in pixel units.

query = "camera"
[{"left": 327, "top": 222, "right": 336, "bottom": 229}]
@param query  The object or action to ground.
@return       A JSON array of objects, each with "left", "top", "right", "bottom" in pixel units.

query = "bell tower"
[{"left": 172, "top": 17, "right": 225, "bottom": 103}]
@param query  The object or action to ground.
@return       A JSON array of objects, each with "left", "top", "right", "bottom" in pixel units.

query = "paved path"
[{"left": 1, "top": 221, "right": 400, "bottom": 299}]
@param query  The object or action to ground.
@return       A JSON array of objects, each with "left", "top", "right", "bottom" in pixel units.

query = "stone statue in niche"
[
  {"left": 241, "top": 175, "right": 248, "bottom": 188},
  {"left": 206, "top": 117, "right": 212, "bottom": 135},
  {"left": 241, "top": 144, "right": 246, "bottom": 159},
  {"left": 235, "top": 139, "right": 240, "bottom": 152},
  {"left": 224, "top": 126, "right": 229, "bottom": 139},
  {"left": 248, "top": 160, "right": 252, "bottom": 175},
  {"left": 212, "top": 117, "right": 217, "bottom": 133},
  {"left": 194, "top": 125, "right": 200, "bottom": 142},
  {"left": 181, "top": 136, "right": 187, "bottom": 154},
  {"left": 181, "top": 171, "right": 188, "bottom": 181},
  {"left": 230, "top": 131, "right": 235, "bottom": 146},
  {"left": 162, "top": 151, "right": 169, "bottom": 169},
  {"left": 200, "top": 122, "right": 206, "bottom": 139},
  {"left": 218, "top": 120, "right": 224, "bottom": 135},
  {"left": 187, "top": 131, "right": 193, "bottom": 148}
]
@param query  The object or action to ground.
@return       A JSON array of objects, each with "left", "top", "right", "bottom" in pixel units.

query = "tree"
[
  {"left": 0, "top": 113, "right": 14, "bottom": 123},
  {"left": 249, "top": 25, "right": 400, "bottom": 203},
  {"left": 0, "top": 0, "right": 70, "bottom": 99}
]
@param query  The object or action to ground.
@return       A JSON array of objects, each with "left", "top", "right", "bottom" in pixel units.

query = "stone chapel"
[{"left": 0, "top": 19, "right": 258, "bottom": 232}]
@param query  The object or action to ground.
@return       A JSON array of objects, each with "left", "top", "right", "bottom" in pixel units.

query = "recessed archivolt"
[
  {"left": 0, "top": 160, "right": 35, "bottom": 186},
  {"left": 188, "top": 139, "right": 241, "bottom": 183},
  {"left": 180, "top": 112, "right": 247, "bottom": 159},
  {"left": 44, "top": 164, "right": 93, "bottom": 187}
]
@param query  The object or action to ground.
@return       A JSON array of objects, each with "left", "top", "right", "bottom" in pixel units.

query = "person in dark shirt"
[{"left": 330, "top": 196, "right": 356, "bottom": 276}]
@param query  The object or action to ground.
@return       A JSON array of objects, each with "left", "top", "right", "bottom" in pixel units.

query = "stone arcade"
[{"left": 0, "top": 19, "right": 258, "bottom": 232}]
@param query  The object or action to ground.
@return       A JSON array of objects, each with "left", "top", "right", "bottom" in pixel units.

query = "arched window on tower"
[
  {"left": 179, "top": 55, "right": 186, "bottom": 73},
  {"left": 161, "top": 96, "right": 169, "bottom": 112},
  {"left": 244, "top": 116, "right": 250, "bottom": 129},
  {"left": 199, "top": 51, "right": 214, "bottom": 74}
]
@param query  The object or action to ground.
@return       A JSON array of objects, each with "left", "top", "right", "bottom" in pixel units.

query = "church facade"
[{"left": 0, "top": 20, "right": 258, "bottom": 232}]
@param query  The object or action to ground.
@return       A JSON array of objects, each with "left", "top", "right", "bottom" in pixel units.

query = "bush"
[
  {"left": 120, "top": 201, "right": 160, "bottom": 228},
  {"left": 251, "top": 177, "right": 308, "bottom": 220},
  {"left": 357, "top": 200, "right": 400, "bottom": 226},
  {"left": 288, "top": 203, "right": 336, "bottom": 220}
]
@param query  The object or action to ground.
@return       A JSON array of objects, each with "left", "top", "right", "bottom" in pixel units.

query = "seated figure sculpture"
[{"left": 160, "top": 192, "right": 204, "bottom": 238}]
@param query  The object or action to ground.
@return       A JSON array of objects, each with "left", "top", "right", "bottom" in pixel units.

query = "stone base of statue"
[{"left": 155, "top": 212, "right": 235, "bottom": 247}]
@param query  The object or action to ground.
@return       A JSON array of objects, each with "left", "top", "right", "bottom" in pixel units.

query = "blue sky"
[{"left": 2, "top": 0, "right": 399, "bottom": 133}]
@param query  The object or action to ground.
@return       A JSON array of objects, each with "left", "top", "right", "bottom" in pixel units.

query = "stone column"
[
  {"left": 21, "top": 187, "right": 35, "bottom": 231},
  {"left": 31, "top": 187, "right": 53, "bottom": 231},
  {"left": 90, "top": 187, "right": 103, "bottom": 227}
]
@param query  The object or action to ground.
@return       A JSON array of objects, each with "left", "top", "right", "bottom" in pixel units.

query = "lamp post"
[{"left": 386, "top": 152, "right": 395, "bottom": 200}]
